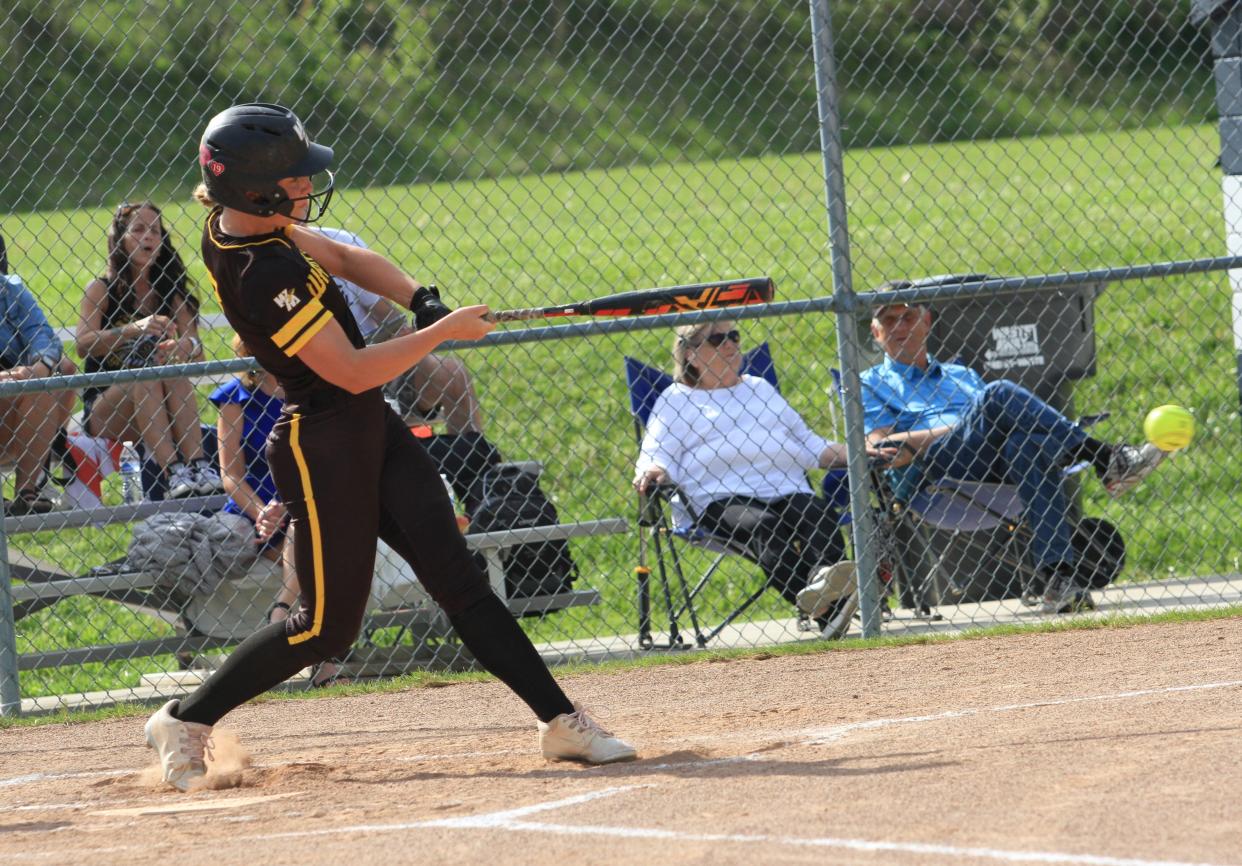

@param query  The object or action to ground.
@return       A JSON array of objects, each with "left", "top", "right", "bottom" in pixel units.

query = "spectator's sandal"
[
  {"left": 5, "top": 488, "right": 57, "bottom": 516},
  {"left": 310, "top": 659, "right": 350, "bottom": 689}
]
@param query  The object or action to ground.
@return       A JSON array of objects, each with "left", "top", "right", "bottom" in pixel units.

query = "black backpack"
[{"left": 469, "top": 465, "right": 578, "bottom": 602}]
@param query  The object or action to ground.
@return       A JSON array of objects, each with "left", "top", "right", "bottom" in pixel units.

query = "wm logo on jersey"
[{"left": 274, "top": 289, "right": 301, "bottom": 311}]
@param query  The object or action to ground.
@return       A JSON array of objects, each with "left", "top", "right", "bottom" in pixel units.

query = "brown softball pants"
[{"left": 176, "top": 390, "right": 573, "bottom": 725}]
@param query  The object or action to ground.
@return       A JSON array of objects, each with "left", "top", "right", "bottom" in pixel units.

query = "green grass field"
[{"left": 9, "top": 121, "right": 1241, "bottom": 699}]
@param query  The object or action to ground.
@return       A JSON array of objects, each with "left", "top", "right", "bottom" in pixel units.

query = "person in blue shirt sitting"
[
  {"left": 0, "top": 269, "right": 77, "bottom": 514},
  {"left": 860, "top": 299, "right": 1165, "bottom": 615}
]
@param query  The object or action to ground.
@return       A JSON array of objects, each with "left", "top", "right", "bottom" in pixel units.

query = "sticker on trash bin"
[{"left": 984, "top": 323, "right": 1045, "bottom": 370}]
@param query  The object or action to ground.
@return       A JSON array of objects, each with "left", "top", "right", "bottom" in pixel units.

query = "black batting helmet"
[{"left": 198, "top": 103, "right": 335, "bottom": 221}]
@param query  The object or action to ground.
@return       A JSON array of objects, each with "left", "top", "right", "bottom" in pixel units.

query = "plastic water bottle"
[
  {"left": 442, "top": 473, "right": 468, "bottom": 533},
  {"left": 119, "top": 441, "right": 142, "bottom": 504}
]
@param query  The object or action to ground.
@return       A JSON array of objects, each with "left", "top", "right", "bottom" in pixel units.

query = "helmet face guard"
[
  {"left": 234, "top": 170, "right": 336, "bottom": 223},
  {"left": 199, "top": 103, "right": 336, "bottom": 222},
  {"left": 296, "top": 177, "right": 335, "bottom": 223}
]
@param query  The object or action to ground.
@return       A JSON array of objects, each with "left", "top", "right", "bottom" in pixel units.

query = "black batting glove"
[{"left": 411, "top": 284, "right": 452, "bottom": 331}]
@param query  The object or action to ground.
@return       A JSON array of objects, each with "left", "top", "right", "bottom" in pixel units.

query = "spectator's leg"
[
  {"left": 921, "top": 409, "right": 1002, "bottom": 484},
  {"left": 411, "top": 354, "right": 484, "bottom": 434},
  {"left": 87, "top": 382, "right": 179, "bottom": 469},
  {"left": 700, "top": 496, "right": 802, "bottom": 606},
  {"left": 268, "top": 528, "right": 299, "bottom": 623},
  {"left": 5, "top": 386, "right": 71, "bottom": 492},
  {"left": 787, "top": 493, "right": 848, "bottom": 576},
  {"left": 973, "top": 380, "right": 1088, "bottom": 455},
  {"left": 387, "top": 352, "right": 485, "bottom": 434},
  {"left": 0, "top": 397, "right": 24, "bottom": 473},
  {"left": 1000, "top": 433, "right": 1075, "bottom": 571},
  {"left": 161, "top": 376, "right": 208, "bottom": 461},
  {"left": 923, "top": 381, "right": 1076, "bottom": 484}
]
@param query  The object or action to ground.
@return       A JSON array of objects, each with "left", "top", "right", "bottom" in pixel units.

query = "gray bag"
[{"left": 126, "top": 511, "right": 259, "bottom": 596}]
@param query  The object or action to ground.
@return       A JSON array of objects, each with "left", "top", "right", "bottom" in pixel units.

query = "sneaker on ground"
[
  {"left": 144, "top": 699, "right": 214, "bottom": 791},
  {"left": 192, "top": 460, "right": 224, "bottom": 495},
  {"left": 796, "top": 560, "right": 857, "bottom": 619},
  {"left": 166, "top": 462, "right": 198, "bottom": 499},
  {"left": 1102, "top": 443, "right": 1166, "bottom": 498},
  {"left": 539, "top": 704, "right": 637, "bottom": 764},
  {"left": 1040, "top": 576, "right": 1097, "bottom": 615}
]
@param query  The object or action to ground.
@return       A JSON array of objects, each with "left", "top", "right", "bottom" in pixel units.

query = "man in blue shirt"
[
  {"left": 860, "top": 301, "right": 1164, "bottom": 614},
  {"left": 0, "top": 270, "right": 78, "bottom": 515}
]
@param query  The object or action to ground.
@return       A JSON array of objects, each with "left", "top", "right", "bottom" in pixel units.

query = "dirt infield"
[{"left": 2, "top": 618, "right": 1241, "bottom": 866}]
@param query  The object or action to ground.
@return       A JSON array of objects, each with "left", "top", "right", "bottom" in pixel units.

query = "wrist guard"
[{"left": 411, "top": 284, "right": 452, "bottom": 331}]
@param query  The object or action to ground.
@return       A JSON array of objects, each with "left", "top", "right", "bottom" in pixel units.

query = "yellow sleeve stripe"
[
  {"left": 271, "top": 297, "right": 327, "bottom": 349},
  {"left": 283, "top": 310, "right": 333, "bottom": 355}
]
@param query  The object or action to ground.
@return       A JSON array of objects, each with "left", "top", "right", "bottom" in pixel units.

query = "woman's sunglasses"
[{"left": 697, "top": 329, "right": 741, "bottom": 348}]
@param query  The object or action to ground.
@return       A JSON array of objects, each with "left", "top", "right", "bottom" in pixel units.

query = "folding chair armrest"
[{"left": 637, "top": 481, "right": 695, "bottom": 527}]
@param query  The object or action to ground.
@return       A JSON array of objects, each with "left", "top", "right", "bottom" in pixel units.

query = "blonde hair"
[
  {"left": 193, "top": 183, "right": 217, "bottom": 209},
  {"left": 672, "top": 319, "right": 735, "bottom": 386}
]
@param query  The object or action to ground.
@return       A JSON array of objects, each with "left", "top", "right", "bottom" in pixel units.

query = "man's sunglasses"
[{"left": 698, "top": 330, "right": 741, "bottom": 348}]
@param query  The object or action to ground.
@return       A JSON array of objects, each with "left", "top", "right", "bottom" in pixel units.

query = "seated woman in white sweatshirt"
[{"left": 633, "top": 320, "right": 894, "bottom": 620}]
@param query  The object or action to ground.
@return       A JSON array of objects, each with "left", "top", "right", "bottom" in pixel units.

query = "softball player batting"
[{"left": 144, "top": 103, "right": 635, "bottom": 791}]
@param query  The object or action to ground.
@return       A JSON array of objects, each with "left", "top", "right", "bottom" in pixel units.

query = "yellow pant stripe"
[{"left": 286, "top": 414, "right": 326, "bottom": 646}]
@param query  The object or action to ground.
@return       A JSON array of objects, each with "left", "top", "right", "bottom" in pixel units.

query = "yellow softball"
[{"left": 1143, "top": 405, "right": 1195, "bottom": 452}]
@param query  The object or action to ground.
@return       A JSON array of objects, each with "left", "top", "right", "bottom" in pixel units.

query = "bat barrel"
[{"left": 490, "top": 276, "right": 772, "bottom": 321}]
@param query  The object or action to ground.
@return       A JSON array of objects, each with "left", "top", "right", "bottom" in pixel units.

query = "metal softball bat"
[{"left": 489, "top": 276, "right": 774, "bottom": 321}]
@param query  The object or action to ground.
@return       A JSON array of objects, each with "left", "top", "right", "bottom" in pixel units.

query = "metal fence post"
[
  {"left": 0, "top": 518, "right": 21, "bottom": 716},
  {"left": 808, "top": 0, "right": 882, "bottom": 638}
]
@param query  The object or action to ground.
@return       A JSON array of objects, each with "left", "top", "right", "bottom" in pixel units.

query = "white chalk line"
[
  {"left": 494, "top": 818, "right": 1234, "bottom": 866},
  {"left": 0, "top": 769, "right": 129, "bottom": 789},
  {"left": 240, "top": 784, "right": 648, "bottom": 842},
  {"left": 794, "top": 679, "right": 1242, "bottom": 747},
  {"left": 191, "top": 785, "right": 1242, "bottom": 866},
  {"left": 1, "top": 780, "right": 1236, "bottom": 866}
]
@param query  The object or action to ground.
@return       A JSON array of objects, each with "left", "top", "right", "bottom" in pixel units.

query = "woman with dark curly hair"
[{"left": 74, "top": 202, "right": 222, "bottom": 499}]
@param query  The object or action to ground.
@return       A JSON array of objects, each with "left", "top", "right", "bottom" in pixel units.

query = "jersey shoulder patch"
[{"left": 273, "top": 288, "right": 302, "bottom": 311}]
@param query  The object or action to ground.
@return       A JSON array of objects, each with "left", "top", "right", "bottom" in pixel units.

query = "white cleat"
[
  {"left": 144, "top": 699, "right": 213, "bottom": 791},
  {"left": 539, "top": 704, "right": 637, "bottom": 764}
]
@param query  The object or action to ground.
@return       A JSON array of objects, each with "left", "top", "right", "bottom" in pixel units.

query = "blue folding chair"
[{"left": 626, "top": 343, "right": 854, "bottom": 649}]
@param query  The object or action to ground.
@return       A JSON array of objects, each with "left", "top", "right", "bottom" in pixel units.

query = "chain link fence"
[{"left": 1, "top": 0, "right": 1238, "bottom": 714}]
